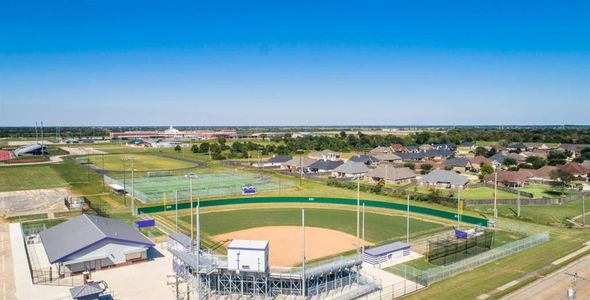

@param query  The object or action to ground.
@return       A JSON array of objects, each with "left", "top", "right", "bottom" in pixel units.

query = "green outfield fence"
[{"left": 137, "top": 196, "right": 490, "bottom": 226}]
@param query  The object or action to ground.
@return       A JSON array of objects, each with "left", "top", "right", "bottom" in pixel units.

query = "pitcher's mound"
[{"left": 213, "top": 226, "right": 372, "bottom": 266}]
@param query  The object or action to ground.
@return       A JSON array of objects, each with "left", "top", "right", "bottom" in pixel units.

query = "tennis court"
[{"left": 104, "top": 172, "right": 293, "bottom": 203}]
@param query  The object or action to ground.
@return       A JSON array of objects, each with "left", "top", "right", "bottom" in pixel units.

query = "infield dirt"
[{"left": 213, "top": 226, "right": 372, "bottom": 266}]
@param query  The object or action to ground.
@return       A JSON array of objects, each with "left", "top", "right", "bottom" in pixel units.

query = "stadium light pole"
[
  {"left": 297, "top": 149, "right": 304, "bottom": 187},
  {"left": 301, "top": 208, "right": 306, "bottom": 298},
  {"left": 185, "top": 173, "right": 198, "bottom": 249},
  {"left": 406, "top": 194, "right": 410, "bottom": 244},
  {"left": 122, "top": 159, "right": 127, "bottom": 206},
  {"left": 362, "top": 203, "right": 365, "bottom": 257},
  {"left": 196, "top": 204, "right": 201, "bottom": 299},
  {"left": 130, "top": 157, "right": 136, "bottom": 216},
  {"left": 175, "top": 190, "right": 179, "bottom": 232},
  {"left": 101, "top": 154, "right": 105, "bottom": 193},
  {"left": 517, "top": 189, "right": 521, "bottom": 218},
  {"left": 356, "top": 175, "right": 361, "bottom": 256},
  {"left": 457, "top": 187, "right": 461, "bottom": 228},
  {"left": 494, "top": 170, "right": 498, "bottom": 219}
]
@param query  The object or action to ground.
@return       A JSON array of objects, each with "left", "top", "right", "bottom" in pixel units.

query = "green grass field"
[
  {"left": 0, "top": 165, "right": 68, "bottom": 191},
  {"left": 413, "top": 186, "right": 517, "bottom": 200},
  {"left": 469, "top": 199, "right": 586, "bottom": 226},
  {"left": 88, "top": 153, "right": 196, "bottom": 171},
  {"left": 517, "top": 184, "right": 577, "bottom": 199},
  {"left": 170, "top": 207, "right": 447, "bottom": 244}
]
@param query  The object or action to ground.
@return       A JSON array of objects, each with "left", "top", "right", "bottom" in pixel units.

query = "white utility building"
[{"left": 227, "top": 240, "right": 269, "bottom": 273}]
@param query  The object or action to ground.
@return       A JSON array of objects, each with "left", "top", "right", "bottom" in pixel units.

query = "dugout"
[{"left": 363, "top": 241, "right": 411, "bottom": 266}]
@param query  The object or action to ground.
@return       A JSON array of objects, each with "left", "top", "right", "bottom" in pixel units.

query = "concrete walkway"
[{"left": 0, "top": 219, "right": 16, "bottom": 300}]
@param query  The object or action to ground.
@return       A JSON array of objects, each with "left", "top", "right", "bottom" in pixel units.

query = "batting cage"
[{"left": 426, "top": 230, "right": 494, "bottom": 266}]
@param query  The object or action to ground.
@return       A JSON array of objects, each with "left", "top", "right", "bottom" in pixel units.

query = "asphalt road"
[{"left": 502, "top": 254, "right": 590, "bottom": 300}]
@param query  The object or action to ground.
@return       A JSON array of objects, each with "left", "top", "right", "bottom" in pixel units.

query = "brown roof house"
[{"left": 366, "top": 165, "right": 416, "bottom": 184}]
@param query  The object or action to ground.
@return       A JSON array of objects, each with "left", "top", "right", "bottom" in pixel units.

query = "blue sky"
[{"left": 1, "top": 1, "right": 589, "bottom": 126}]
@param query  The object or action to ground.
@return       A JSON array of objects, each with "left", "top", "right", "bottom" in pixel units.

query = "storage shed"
[{"left": 363, "top": 241, "right": 411, "bottom": 266}]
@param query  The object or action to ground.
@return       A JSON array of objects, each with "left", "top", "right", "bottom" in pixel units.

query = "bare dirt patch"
[
  {"left": 59, "top": 147, "right": 106, "bottom": 155},
  {"left": 213, "top": 226, "right": 372, "bottom": 266},
  {"left": 0, "top": 188, "right": 69, "bottom": 216}
]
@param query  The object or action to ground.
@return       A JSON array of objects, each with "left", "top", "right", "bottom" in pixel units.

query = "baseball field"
[{"left": 158, "top": 206, "right": 449, "bottom": 265}]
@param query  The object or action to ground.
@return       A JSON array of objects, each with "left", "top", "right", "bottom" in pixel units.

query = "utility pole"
[{"left": 565, "top": 271, "right": 590, "bottom": 300}]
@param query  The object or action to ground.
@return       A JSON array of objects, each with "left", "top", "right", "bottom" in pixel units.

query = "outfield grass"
[
  {"left": 172, "top": 207, "right": 447, "bottom": 244},
  {"left": 88, "top": 153, "right": 195, "bottom": 171}
]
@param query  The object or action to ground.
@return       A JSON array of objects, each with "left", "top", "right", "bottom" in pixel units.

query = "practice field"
[
  {"left": 213, "top": 226, "right": 371, "bottom": 266},
  {"left": 88, "top": 153, "right": 195, "bottom": 171},
  {"left": 174, "top": 207, "right": 448, "bottom": 246},
  {"left": 107, "top": 172, "right": 294, "bottom": 203},
  {"left": 0, "top": 165, "right": 67, "bottom": 191}
]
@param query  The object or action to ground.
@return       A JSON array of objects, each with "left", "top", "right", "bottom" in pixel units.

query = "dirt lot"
[
  {"left": 0, "top": 188, "right": 69, "bottom": 216},
  {"left": 213, "top": 226, "right": 372, "bottom": 266},
  {"left": 60, "top": 146, "right": 106, "bottom": 155}
]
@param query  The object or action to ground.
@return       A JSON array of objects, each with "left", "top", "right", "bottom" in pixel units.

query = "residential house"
[
  {"left": 418, "top": 144, "right": 433, "bottom": 151},
  {"left": 525, "top": 143, "right": 551, "bottom": 151},
  {"left": 309, "top": 150, "right": 341, "bottom": 161},
  {"left": 308, "top": 159, "right": 344, "bottom": 174},
  {"left": 559, "top": 163, "right": 590, "bottom": 180},
  {"left": 508, "top": 143, "right": 527, "bottom": 152},
  {"left": 332, "top": 161, "right": 370, "bottom": 178},
  {"left": 282, "top": 156, "right": 318, "bottom": 173},
  {"left": 369, "top": 146, "right": 391, "bottom": 156},
  {"left": 484, "top": 170, "right": 534, "bottom": 187},
  {"left": 529, "top": 165, "right": 559, "bottom": 183},
  {"left": 443, "top": 158, "right": 472, "bottom": 173},
  {"left": 391, "top": 144, "right": 408, "bottom": 153},
  {"left": 470, "top": 156, "right": 491, "bottom": 171},
  {"left": 373, "top": 152, "right": 402, "bottom": 163},
  {"left": 349, "top": 155, "right": 379, "bottom": 166},
  {"left": 506, "top": 152, "right": 527, "bottom": 163},
  {"left": 489, "top": 153, "right": 507, "bottom": 168},
  {"left": 418, "top": 170, "right": 469, "bottom": 189},
  {"left": 257, "top": 155, "right": 292, "bottom": 168},
  {"left": 366, "top": 166, "right": 416, "bottom": 185}
]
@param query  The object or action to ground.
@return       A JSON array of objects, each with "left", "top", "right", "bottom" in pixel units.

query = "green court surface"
[
  {"left": 106, "top": 172, "right": 293, "bottom": 203},
  {"left": 88, "top": 153, "right": 195, "bottom": 171}
]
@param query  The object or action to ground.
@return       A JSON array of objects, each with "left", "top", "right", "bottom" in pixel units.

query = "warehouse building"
[{"left": 39, "top": 214, "right": 155, "bottom": 275}]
